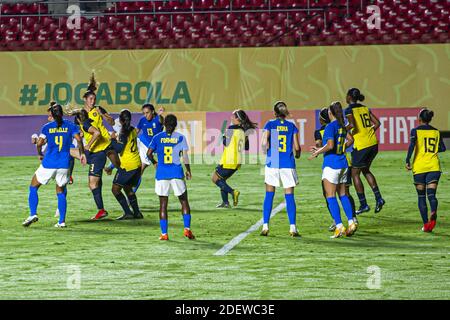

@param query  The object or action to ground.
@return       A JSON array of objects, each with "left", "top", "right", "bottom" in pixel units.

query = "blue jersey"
[
  {"left": 322, "top": 120, "right": 348, "bottom": 170},
  {"left": 149, "top": 131, "right": 189, "bottom": 180},
  {"left": 137, "top": 115, "right": 163, "bottom": 146},
  {"left": 40, "top": 119, "right": 79, "bottom": 169},
  {"left": 264, "top": 118, "right": 298, "bottom": 169}
]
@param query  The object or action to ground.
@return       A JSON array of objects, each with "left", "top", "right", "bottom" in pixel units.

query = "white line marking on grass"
[{"left": 214, "top": 202, "right": 286, "bottom": 256}]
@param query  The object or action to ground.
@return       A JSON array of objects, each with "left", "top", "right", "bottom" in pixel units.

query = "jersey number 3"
[
  {"left": 278, "top": 135, "right": 287, "bottom": 152},
  {"left": 55, "top": 136, "right": 63, "bottom": 152}
]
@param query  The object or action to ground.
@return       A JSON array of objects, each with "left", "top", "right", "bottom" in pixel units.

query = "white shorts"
[
  {"left": 322, "top": 167, "right": 348, "bottom": 185},
  {"left": 264, "top": 166, "right": 298, "bottom": 188},
  {"left": 155, "top": 179, "right": 186, "bottom": 197},
  {"left": 35, "top": 165, "right": 69, "bottom": 187},
  {"left": 137, "top": 138, "right": 151, "bottom": 166}
]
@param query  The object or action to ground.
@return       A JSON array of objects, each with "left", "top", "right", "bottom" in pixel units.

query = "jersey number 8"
[{"left": 164, "top": 146, "right": 173, "bottom": 164}]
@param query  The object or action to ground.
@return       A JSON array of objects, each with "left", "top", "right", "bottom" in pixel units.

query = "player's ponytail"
[
  {"left": 274, "top": 101, "right": 289, "bottom": 119},
  {"left": 329, "top": 101, "right": 346, "bottom": 130},
  {"left": 142, "top": 103, "right": 157, "bottom": 117},
  {"left": 419, "top": 108, "right": 434, "bottom": 124},
  {"left": 83, "top": 72, "right": 97, "bottom": 99},
  {"left": 74, "top": 109, "right": 89, "bottom": 126},
  {"left": 119, "top": 109, "right": 133, "bottom": 141},
  {"left": 164, "top": 114, "right": 178, "bottom": 135},
  {"left": 233, "top": 109, "right": 258, "bottom": 131},
  {"left": 347, "top": 88, "right": 365, "bottom": 103},
  {"left": 50, "top": 104, "right": 64, "bottom": 128}
]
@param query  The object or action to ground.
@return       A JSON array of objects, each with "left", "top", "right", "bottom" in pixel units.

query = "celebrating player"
[
  {"left": 23, "top": 104, "right": 86, "bottom": 228},
  {"left": 111, "top": 109, "right": 143, "bottom": 220},
  {"left": 345, "top": 88, "right": 385, "bottom": 215},
  {"left": 309, "top": 102, "right": 356, "bottom": 238},
  {"left": 80, "top": 74, "right": 120, "bottom": 220},
  {"left": 406, "top": 108, "right": 446, "bottom": 232},
  {"left": 260, "top": 101, "right": 301, "bottom": 237},
  {"left": 212, "top": 109, "right": 257, "bottom": 208},
  {"left": 147, "top": 114, "right": 194, "bottom": 241}
]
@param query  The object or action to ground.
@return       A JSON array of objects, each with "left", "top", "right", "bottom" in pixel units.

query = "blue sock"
[
  {"left": 92, "top": 187, "right": 104, "bottom": 210},
  {"left": 357, "top": 192, "right": 367, "bottom": 207},
  {"left": 63, "top": 186, "right": 67, "bottom": 196},
  {"left": 57, "top": 192, "right": 67, "bottom": 224},
  {"left": 263, "top": 191, "right": 275, "bottom": 224},
  {"left": 285, "top": 193, "right": 296, "bottom": 225},
  {"left": 160, "top": 219, "right": 168, "bottom": 235},
  {"left": 28, "top": 186, "right": 39, "bottom": 216},
  {"left": 132, "top": 176, "right": 142, "bottom": 193},
  {"left": 327, "top": 197, "right": 342, "bottom": 225},
  {"left": 416, "top": 189, "right": 428, "bottom": 223},
  {"left": 108, "top": 163, "right": 115, "bottom": 170},
  {"left": 427, "top": 188, "right": 438, "bottom": 214},
  {"left": 114, "top": 192, "right": 133, "bottom": 216},
  {"left": 183, "top": 214, "right": 191, "bottom": 229},
  {"left": 215, "top": 179, "right": 234, "bottom": 195},
  {"left": 339, "top": 195, "right": 354, "bottom": 222},
  {"left": 221, "top": 190, "right": 229, "bottom": 204},
  {"left": 372, "top": 186, "right": 382, "bottom": 202}
]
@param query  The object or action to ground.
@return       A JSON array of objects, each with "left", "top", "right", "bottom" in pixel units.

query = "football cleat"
[
  {"left": 216, "top": 202, "right": 231, "bottom": 208},
  {"left": 232, "top": 190, "right": 240, "bottom": 207},
  {"left": 374, "top": 199, "right": 385, "bottom": 213},
  {"left": 22, "top": 215, "right": 39, "bottom": 227},
  {"left": 421, "top": 223, "right": 432, "bottom": 233},
  {"left": 116, "top": 213, "right": 135, "bottom": 220},
  {"left": 91, "top": 209, "right": 108, "bottom": 220},
  {"left": 133, "top": 211, "right": 144, "bottom": 219},
  {"left": 328, "top": 222, "right": 336, "bottom": 232},
  {"left": 331, "top": 225, "right": 346, "bottom": 239},
  {"left": 353, "top": 216, "right": 359, "bottom": 226},
  {"left": 289, "top": 230, "right": 301, "bottom": 238},
  {"left": 260, "top": 228, "right": 269, "bottom": 236},
  {"left": 54, "top": 222, "right": 66, "bottom": 228},
  {"left": 356, "top": 205, "right": 370, "bottom": 215},
  {"left": 183, "top": 228, "right": 195, "bottom": 240},
  {"left": 159, "top": 234, "right": 169, "bottom": 241},
  {"left": 428, "top": 212, "right": 437, "bottom": 231},
  {"left": 346, "top": 222, "right": 358, "bottom": 237}
]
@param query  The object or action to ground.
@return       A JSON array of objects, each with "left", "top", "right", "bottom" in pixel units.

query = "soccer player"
[
  {"left": 309, "top": 102, "right": 356, "bottom": 238},
  {"left": 111, "top": 109, "right": 143, "bottom": 220},
  {"left": 406, "top": 108, "right": 446, "bottom": 232},
  {"left": 260, "top": 101, "right": 301, "bottom": 237},
  {"left": 212, "top": 109, "right": 257, "bottom": 208},
  {"left": 147, "top": 114, "right": 194, "bottom": 241},
  {"left": 345, "top": 88, "right": 385, "bottom": 215},
  {"left": 134, "top": 103, "right": 164, "bottom": 192},
  {"left": 81, "top": 74, "right": 121, "bottom": 220},
  {"left": 23, "top": 104, "right": 86, "bottom": 228}
]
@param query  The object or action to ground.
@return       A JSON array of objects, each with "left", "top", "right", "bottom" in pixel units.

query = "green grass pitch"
[{"left": 0, "top": 151, "right": 449, "bottom": 299}]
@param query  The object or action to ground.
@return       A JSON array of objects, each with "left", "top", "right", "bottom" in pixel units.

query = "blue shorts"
[
  {"left": 215, "top": 165, "right": 237, "bottom": 180},
  {"left": 86, "top": 150, "right": 107, "bottom": 177},
  {"left": 413, "top": 171, "right": 441, "bottom": 185},
  {"left": 113, "top": 168, "right": 141, "bottom": 187},
  {"left": 352, "top": 145, "right": 378, "bottom": 168}
]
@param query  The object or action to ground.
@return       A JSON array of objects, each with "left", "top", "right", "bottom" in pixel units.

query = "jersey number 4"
[
  {"left": 55, "top": 136, "right": 63, "bottom": 152},
  {"left": 164, "top": 146, "right": 173, "bottom": 164},
  {"left": 424, "top": 137, "right": 437, "bottom": 153}
]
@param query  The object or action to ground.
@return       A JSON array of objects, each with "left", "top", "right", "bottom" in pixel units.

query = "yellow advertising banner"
[{"left": 1, "top": 44, "right": 449, "bottom": 129}]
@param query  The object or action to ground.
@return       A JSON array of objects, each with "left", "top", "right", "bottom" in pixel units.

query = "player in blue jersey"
[
  {"left": 260, "top": 102, "right": 301, "bottom": 237},
  {"left": 147, "top": 114, "right": 194, "bottom": 241},
  {"left": 23, "top": 104, "right": 87, "bottom": 228},
  {"left": 309, "top": 102, "right": 356, "bottom": 238},
  {"left": 133, "top": 104, "right": 164, "bottom": 192}
]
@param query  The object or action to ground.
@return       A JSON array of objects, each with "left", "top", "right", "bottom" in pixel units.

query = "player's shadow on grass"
[{"left": 72, "top": 217, "right": 159, "bottom": 227}]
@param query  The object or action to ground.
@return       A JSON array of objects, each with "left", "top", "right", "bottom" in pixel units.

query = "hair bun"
[{"left": 359, "top": 94, "right": 365, "bottom": 102}]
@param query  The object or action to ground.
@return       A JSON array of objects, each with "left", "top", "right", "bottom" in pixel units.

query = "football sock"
[
  {"left": 221, "top": 190, "right": 229, "bottom": 204},
  {"left": 108, "top": 163, "right": 115, "bottom": 170},
  {"left": 336, "top": 223, "right": 344, "bottom": 229},
  {"left": 183, "top": 213, "right": 191, "bottom": 229},
  {"left": 372, "top": 186, "right": 382, "bottom": 202},
  {"left": 160, "top": 219, "right": 168, "bottom": 235},
  {"left": 91, "top": 187, "right": 104, "bottom": 210},
  {"left": 427, "top": 188, "right": 438, "bottom": 214},
  {"left": 215, "top": 179, "right": 234, "bottom": 195},
  {"left": 63, "top": 186, "right": 67, "bottom": 196},
  {"left": 285, "top": 193, "right": 296, "bottom": 225},
  {"left": 132, "top": 177, "right": 142, "bottom": 193},
  {"left": 339, "top": 195, "right": 354, "bottom": 222},
  {"left": 325, "top": 197, "right": 332, "bottom": 218},
  {"left": 127, "top": 194, "right": 140, "bottom": 215},
  {"left": 290, "top": 224, "right": 297, "bottom": 233},
  {"left": 57, "top": 192, "right": 67, "bottom": 224},
  {"left": 327, "top": 197, "right": 342, "bottom": 225},
  {"left": 263, "top": 191, "right": 275, "bottom": 224},
  {"left": 28, "top": 186, "right": 39, "bottom": 216},
  {"left": 348, "top": 193, "right": 356, "bottom": 218},
  {"left": 416, "top": 189, "right": 428, "bottom": 223},
  {"left": 114, "top": 192, "right": 133, "bottom": 215},
  {"left": 357, "top": 192, "right": 367, "bottom": 207},
  {"left": 263, "top": 223, "right": 269, "bottom": 230}
]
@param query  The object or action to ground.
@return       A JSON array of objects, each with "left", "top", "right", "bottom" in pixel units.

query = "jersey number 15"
[{"left": 424, "top": 137, "right": 437, "bottom": 153}]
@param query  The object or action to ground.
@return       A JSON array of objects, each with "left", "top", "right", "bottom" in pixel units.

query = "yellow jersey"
[
  {"left": 118, "top": 129, "right": 141, "bottom": 171},
  {"left": 345, "top": 103, "right": 378, "bottom": 151},
  {"left": 220, "top": 125, "right": 245, "bottom": 170},
  {"left": 410, "top": 125, "right": 443, "bottom": 175},
  {"left": 81, "top": 107, "right": 111, "bottom": 153}
]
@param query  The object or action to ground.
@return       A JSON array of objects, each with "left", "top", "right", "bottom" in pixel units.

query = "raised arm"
[{"left": 97, "top": 106, "right": 114, "bottom": 126}]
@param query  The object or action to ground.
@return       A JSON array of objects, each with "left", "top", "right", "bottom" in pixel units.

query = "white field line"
[{"left": 214, "top": 202, "right": 286, "bottom": 256}]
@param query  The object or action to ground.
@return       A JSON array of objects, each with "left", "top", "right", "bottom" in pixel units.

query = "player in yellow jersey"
[
  {"left": 345, "top": 88, "right": 385, "bottom": 215},
  {"left": 406, "top": 108, "right": 446, "bottom": 232},
  {"left": 111, "top": 109, "right": 143, "bottom": 220},
  {"left": 81, "top": 74, "right": 120, "bottom": 220},
  {"left": 212, "top": 109, "right": 257, "bottom": 208}
]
